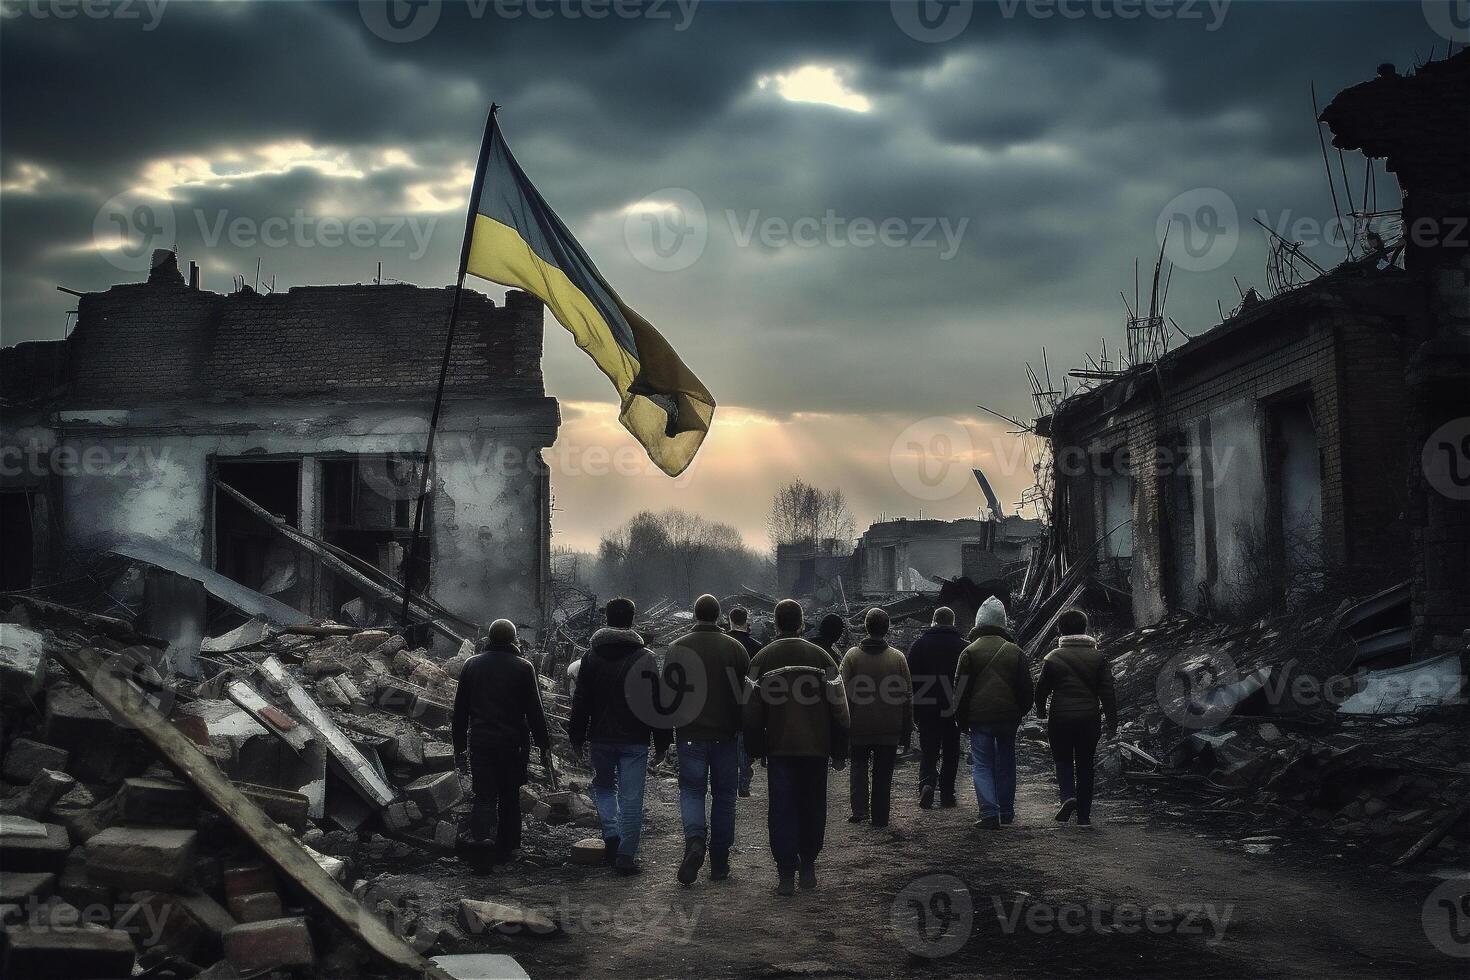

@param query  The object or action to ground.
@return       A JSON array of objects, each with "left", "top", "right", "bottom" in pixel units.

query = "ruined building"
[
  {"left": 852, "top": 514, "right": 1043, "bottom": 593},
  {"left": 1, "top": 251, "right": 559, "bottom": 655},
  {"left": 1038, "top": 52, "right": 1468, "bottom": 657}
]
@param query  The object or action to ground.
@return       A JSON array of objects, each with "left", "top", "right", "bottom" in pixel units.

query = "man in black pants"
[
  {"left": 1034, "top": 608, "right": 1117, "bottom": 826},
  {"left": 452, "top": 619, "right": 552, "bottom": 866},
  {"left": 905, "top": 606, "right": 966, "bottom": 809}
]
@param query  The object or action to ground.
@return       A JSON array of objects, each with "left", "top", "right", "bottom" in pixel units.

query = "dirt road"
[{"left": 381, "top": 741, "right": 1466, "bottom": 978}]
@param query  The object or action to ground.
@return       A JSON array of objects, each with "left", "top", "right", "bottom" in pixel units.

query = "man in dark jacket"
[
  {"left": 727, "top": 605, "right": 764, "bottom": 797},
  {"left": 1035, "top": 607, "right": 1117, "bottom": 826},
  {"left": 568, "top": 597, "right": 672, "bottom": 874},
  {"left": 666, "top": 594, "right": 751, "bottom": 884},
  {"left": 905, "top": 607, "right": 967, "bottom": 810},
  {"left": 808, "top": 613, "right": 847, "bottom": 669},
  {"left": 452, "top": 619, "right": 551, "bottom": 866},
  {"left": 745, "top": 599, "right": 850, "bottom": 896},
  {"left": 953, "top": 597, "right": 1034, "bottom": 829}
]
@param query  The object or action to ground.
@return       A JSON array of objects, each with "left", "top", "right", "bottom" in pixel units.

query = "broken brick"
[
  {"left": 86, "top": 826, "right": 198, "bottom": 890},
  {"left": 403, "top": 772, "right": 462, "bottom": 815},
  {"left": 223, "top": 917, "right": 315, "bottom": 973},
  {"left": 0, "top": 739, "right": 69, "bottom": 784}
]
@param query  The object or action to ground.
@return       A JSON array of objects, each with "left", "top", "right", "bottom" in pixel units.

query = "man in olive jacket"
[
  {"left": 744, "top": 599, "right": 850, "bottom": 896},
  {"left": 839, "top": 607, "right": 913, "bottom": 828},
  {"left": 665, "top": 594, "right": 751, "bottom": 885},
  {"left": 906, "top": 606, "right": 967, "bottom": 809},
  {"left": 952, "top": 596, "right": 1033, "bottom": 829},
  {"left": 1035, "top": 607, "right": 1117, "bottom": 826}
]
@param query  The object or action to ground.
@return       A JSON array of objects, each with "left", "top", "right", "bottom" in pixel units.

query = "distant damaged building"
[
  {"left": 1038, "top": 53, "right": 1468, "bottom": 657},
  {"left": 852, "top": 514, "right": 1043, "bottom": 593},
  {"left": 1, "top": 251, "right": 559, "bottom": 653}
]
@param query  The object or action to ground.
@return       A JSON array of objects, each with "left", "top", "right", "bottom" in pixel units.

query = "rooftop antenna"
[{"left": 253, "top": 258, "right": 261, "bottom": 293}]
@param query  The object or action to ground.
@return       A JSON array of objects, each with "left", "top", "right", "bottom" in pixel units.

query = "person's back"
[
  {"left": 1038, "top": 636, "right": 1116, "bottom": 723},
  {"left": 745, "top": 599, "right": 850, "bottom": 896},
  {"left": 569, "top": 598, "right": 671, "bottom": 875},
  {"left": 906, "top": 619, "right": 967, "bottom": 718},
  {"left": 953, "top": 597, "right": 1031, "bottom": 829},
  {"left": 667, "top": 608, "right": 751, "bottom": 743},
  {"left": 839, "top": 608, "right": 912, "bottom": 828},
  {"left": 1035, "top": 608, "right": 1116, "bottom": 827}
]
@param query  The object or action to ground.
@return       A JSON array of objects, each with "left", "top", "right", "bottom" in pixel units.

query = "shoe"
[
  {"left": 940, "top": 796, "right": 958, "bottom": 809},
  {"left": 777, "top": 869, "right": 796, "bottom": 896},
  {"left": 709, "top": 848, "right": 730, "bottom": 881},
  {"left": 974, "top": 815, "right": 1001, "bottom": 830},
  {"left": 677, "top": 837, "right": 706, "bottom": 886},
  {"left": 919, "top": 784, "right": 935, "bottom": 809},
  {"left": 1001, "top": 814, "right": 1015, "bottom": 825},
  {"left": 1077, "top": 816, "right": 1093, "bottom": 827},
  {"left": 847, "top": 813, "right": 867, "bottom": 823},
  {"left": 1055, "top": 799, "right": 1077, "bottom": 823},
  {"left": 614, "top": 853, "right": 641, "bottom": 875},
  {"left": 603, "top": 837, "right": 621, "bottom": 865},
  {"left": 871, "top": 819, "right": 889, "bottom": 829},
  {"left": 798, "top": 862, "right": 817, "bottom": 890}
]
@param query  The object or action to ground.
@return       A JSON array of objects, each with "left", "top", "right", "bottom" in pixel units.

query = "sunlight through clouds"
[{"left": 756, "top": 64, "right": 873, "bottom": 113}]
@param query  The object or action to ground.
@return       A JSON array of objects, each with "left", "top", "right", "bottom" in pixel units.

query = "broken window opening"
[
  {"left": 1, "top": 490, "right": 38, "bottom": 591},
  {"left": 211, "top": 458, "right": 303, "bottom": 625},
  {"left": 1267, "top": 397, "right": 1325, "bottom": 601},
  {"left": 319, "top": 455, "right": 429, "bottom": 624}
]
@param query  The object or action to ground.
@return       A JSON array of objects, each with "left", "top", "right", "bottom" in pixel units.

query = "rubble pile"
[
  {"left": 1091, "top": 608, "right": 1469, "bottom": 863},
  {"left": 0, "top": 596, "right": 593, "bottom": 979}
]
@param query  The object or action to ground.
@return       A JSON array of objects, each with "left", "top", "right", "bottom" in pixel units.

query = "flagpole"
[{"left": 398, "top": 103, "right": 501, "bottom": 629}]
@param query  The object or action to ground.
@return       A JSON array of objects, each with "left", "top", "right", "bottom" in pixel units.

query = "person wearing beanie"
[
  {"left": 1035, "top": 608, "right": 1117, "bottom": 826},
  {"left": 906, "top": 606, "right": 967, "bottom": 810},
  {"left": 952, "top": 596, "right": 1033, "bottom": 830},
  {"left": 745, "top": 598, "right": 850, "bottom": 896},
  {"left": 569, "top": 597, "right": 673, "bottom": 875},
  {"left": 665, "top": 594, "right": 752, "bottom": 885},
  {"left": 452, "top": 619, "right": 551, "bottom": 868},
  {"left": 839, "top": 607, "right": 913, "bottom": 828}
]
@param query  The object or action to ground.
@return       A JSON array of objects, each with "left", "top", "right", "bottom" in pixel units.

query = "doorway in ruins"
[
  {"left": 1265, "top": 396, "right": 1324, "bottom": 599},
  {"left": 0, "top": 491, "right": 38, "bottom": 590},
  {"left": 211, "top": 457, "right": 303, "bottom": 613},
  {"left": 319, "top": 454, "right": 428, "bottom": 622}
]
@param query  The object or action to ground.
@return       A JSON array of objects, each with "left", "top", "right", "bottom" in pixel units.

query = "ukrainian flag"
[{"left": 459, "top": 108, "right": 714, "bottom": 477}]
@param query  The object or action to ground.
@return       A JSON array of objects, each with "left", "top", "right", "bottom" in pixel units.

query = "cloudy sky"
[{"left": 1, "top": 0, "right": 1452, "bottom": 551}]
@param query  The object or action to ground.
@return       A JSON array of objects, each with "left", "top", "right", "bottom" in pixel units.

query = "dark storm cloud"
[{"left": 0, "top": 0, "right": 1441, "bottom": 425}]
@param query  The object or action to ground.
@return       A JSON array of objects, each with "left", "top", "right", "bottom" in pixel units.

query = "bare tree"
[
  {"left": 767, "top": 479, "right": 855, "bottom": 549},
  {"left": 594, "top": 508, "right": 770, "bottom": 605}
]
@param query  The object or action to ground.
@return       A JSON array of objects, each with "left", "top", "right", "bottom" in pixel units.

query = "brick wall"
[{"left": 66, "top": 278, "right": 544, "bottom": 405}]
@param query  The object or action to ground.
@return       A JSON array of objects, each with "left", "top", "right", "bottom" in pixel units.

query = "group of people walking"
[{"left": 450, "top": 592, "right": 1117, "bottom": 894}]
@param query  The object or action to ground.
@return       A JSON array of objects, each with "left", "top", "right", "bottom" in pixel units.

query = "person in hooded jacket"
[
  {"left": 745, "top": 599, "right": 850, "bottom": 896},
  {"left": 1035, "top": 607, "right": 1117, "bottom": 826},
  {"left": 905, "top": 606, "right": 967, "bottom": 809},
  {"left": 452, "top": 619, "right": 551, "bottom": 867},
  {"left": 952, "top": 596, "right": 1033, "bottom": 829},
  {"left": 568, "top": 597, "right": 672, "bottom": 874},
  {"left": 839, "top": 607, "right": 913, "bottom": 828}
]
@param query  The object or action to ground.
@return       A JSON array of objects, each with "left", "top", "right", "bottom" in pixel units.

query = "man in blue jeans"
[
  {"left": 665, "top": 594, "right": 752, "bottom": 884},
  {"left": 951, "top": 597, "right": 1034, "bottom": 829},
  {"left": 568, "top": 597, "right": 671, "bottom": 875}
]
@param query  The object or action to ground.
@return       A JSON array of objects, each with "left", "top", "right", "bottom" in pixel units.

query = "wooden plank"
[{"left": 51, "top": 643, "right": 447, "bottom": 980}]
